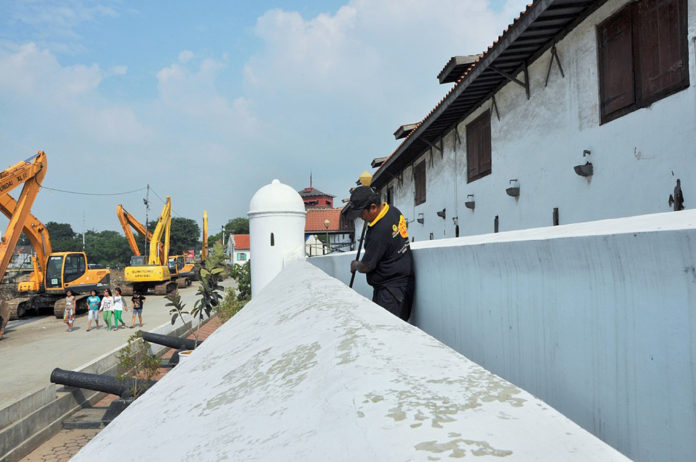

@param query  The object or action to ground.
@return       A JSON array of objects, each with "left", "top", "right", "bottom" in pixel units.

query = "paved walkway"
[
  {"left": 0, "top": 279, "right": 234, "bottom": 408},
  {"left": 20, "top": 316, "right": 224, "bottom": 461}
]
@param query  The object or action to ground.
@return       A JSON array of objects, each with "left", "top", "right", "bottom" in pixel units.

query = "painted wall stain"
[{"left": 415, "top": 438, "right": 513, "bottom": 458}]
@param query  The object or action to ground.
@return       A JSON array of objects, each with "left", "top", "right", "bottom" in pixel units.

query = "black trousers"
[{"left": 372, "top": 277, "right": 415, "bottom": 322}]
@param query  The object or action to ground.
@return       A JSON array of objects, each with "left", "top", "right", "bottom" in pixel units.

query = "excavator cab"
[
  {"left": 130, "top": 255, "right": 147, "bottom": 266},
  {"left": 45, "top": 253, "right": 86, "bottom": 289}
]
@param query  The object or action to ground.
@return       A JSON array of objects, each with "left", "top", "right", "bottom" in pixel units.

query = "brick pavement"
[{"left": 19, "top": 315, "right": 224, "bottom": 461}]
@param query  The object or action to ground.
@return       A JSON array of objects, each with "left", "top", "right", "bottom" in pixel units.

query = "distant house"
[
  {"left": 305, "top": 208, "right": 353, "bottom": 255},
  {"left": 229, "top": 234, "right": 250, "bottom": 265},
  {"left": 298, "top": 185, "right": 335, "bottom": 209},
  {"left": 10, "top": 245, "right": 34, "bottom": 269},
  {"left": 366, "top": 0, "right": 694, "bottom": 242}
]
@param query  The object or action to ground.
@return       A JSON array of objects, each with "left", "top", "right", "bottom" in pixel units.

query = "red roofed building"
[
  {"left": 298, "top": 186, "right": 334, "bottom": 209},
  {"left": 305, "top": 208, "right": 354, "bottom": 256},
  {"left": 230, "top": 234, "right": 250, "bottom": 265}
]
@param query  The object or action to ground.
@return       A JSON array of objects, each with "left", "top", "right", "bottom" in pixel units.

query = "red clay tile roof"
[
  {"left": 232, "top": 234, "right": 250, "bottom": 250},
  {"left": 305, "top": 208, "right": 343, "bottom": 232},
  {"left": 298, "top": 186, "right": 335, "bottom": 198}
]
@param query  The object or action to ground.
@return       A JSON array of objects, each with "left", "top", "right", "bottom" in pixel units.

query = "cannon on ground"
[
  {"left": 50, "top": 368, "right": 153, "bottom": 399},
  {"left": 140, "top": 330, "right": 201, "bottom": 351}
]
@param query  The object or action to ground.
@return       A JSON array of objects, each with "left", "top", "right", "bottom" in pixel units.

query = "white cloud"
[
  {"left": 6, "top": 0, "right": 119, "bottom": 53},
  {"left": 0, "top": 42, "right": 147, "bottom": 143},
  {"left": 155, "top": 56, "right": 259, "bottom": 134},
  {"left": 178, "top": 50, "right": 194, "bottom": 63}
]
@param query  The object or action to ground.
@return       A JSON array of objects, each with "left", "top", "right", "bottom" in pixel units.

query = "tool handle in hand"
[{"left": 349, "top": 221, "right": 368, "bottom": 288}]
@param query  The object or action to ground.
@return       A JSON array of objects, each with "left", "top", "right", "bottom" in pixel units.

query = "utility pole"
[
  {"left": 82, "top": 211, "right": 86, "bottom": 251},
  {"left": 143, "top": 184, "right": 150, "bottom": 256}
]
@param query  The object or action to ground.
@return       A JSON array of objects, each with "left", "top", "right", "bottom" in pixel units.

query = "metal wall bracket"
[
  {"left": 544, "top": 45, "right": 565, "bottom": 87},
  {"left": 422, "top": 138, "right": 442, "bottom": 155},
  {"left": 490, "top": 65, "right": 530, "bottom": 99},
  {"left": 491, "top": 95, "right": 501, "bottom": 121}
]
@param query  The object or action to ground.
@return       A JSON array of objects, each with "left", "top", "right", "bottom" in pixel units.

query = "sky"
[{"left": 0, "top": 0, "right": 529, "bottom": 236}]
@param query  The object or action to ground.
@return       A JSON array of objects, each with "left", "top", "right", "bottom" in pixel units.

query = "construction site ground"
[{"left": 20, "top": 316, "right": 224, "bottom": 461}]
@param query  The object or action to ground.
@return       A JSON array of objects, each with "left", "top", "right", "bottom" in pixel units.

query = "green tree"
[
  {"left": 209, "top": 217, "right": 249, "bottom": 244},
  {"left": 85, "top": 230, "right": 132, "bottom": 267},
  {"left": 167, "top": 242, "right": 226, "bottom": 346},
  {"left": 45, "top": 222, "right": 80, "bottom": 252},
  {"left": 148, "top": 217, "right": 201, "bottom": 255}
]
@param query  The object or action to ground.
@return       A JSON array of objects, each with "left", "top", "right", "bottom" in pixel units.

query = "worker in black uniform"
[{"left": 346, "top": 186, "right": 415, "bottom": 321}]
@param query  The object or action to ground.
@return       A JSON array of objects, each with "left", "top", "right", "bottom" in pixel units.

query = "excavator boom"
[
  {"left": 0, "top": 152, "right": 47, "bottom": 290},
  {"left": 116, "top": 204, "right": 164, "bottom": 262},
  {"left": 0, "top": 193, "right": 52, "bottom": 292},
  {"left": 202, "top": 211, "right": 208, "bottom": 261},
  {"left": 149, "top": 197, "right": 171, "bottom": 266},
  {"left": 0, "top": 152, "right": 47, "bottom": 337}
]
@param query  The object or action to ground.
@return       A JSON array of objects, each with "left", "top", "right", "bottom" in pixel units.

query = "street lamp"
[{"left": 323, "top": 219, "right": 330, "bottom": 255}]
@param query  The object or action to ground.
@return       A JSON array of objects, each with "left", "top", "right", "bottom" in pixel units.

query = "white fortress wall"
[
  {"left": 378, "top": 0, "right": 696, "bottom": 242},
  {"left": 312, "top": 209, "right": 696, "bottom": 461},
  {"left": 73, "top": 260, "right": 626, "bottom": 461}
]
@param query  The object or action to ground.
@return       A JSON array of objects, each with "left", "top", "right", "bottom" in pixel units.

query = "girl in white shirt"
[
  {"left": 100, "top": 289, "right": 114, "bottom": 331},
  {"left": 112, "top": 287, "right": 128, "bottom": 329}
]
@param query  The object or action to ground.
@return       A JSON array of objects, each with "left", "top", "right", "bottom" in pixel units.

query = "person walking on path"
[
  {"left": 113, "top": 287, "right": 128, "bottom": 329},
  {"left": 129, "top": 292, "right": 146, "bottom": 328},
  {"left": 99, "top": 289, "right": 114, "bottom": 331},
  {"left": 346, "top": 186, "right": 415, "bottom": 321},
  {"left": 86, "top": 290, "right": 101, "bottom": 331},
  {"left": 63, "top": 290, "right": 75, "bottom": 332}
]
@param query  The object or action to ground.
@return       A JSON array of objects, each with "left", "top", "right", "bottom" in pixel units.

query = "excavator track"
[
  {"left": 5, "top": 297, "right": 33, "bottom": 320},
  {"left": 0, "top": 300, "right": 9, "bottom": 338},
  {"left": 154, "top": 281, "right": 177, "bottom": 296},
  {"left": 53, "top": 294, "right": 90, "bottom": 318}
]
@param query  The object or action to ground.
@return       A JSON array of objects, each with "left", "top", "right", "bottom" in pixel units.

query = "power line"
[
  {"left": 149, "top": 186, "right": 184, "bottom": 218},
  {"left": 39, "top": 185, "right": 147, "bottom": 196}
]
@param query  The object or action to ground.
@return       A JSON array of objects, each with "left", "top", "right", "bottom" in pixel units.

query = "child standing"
[
  {"left": 100, "top": 289, "right": 114, "bottom": 331},
  {"left": 129, "top": 291, "right": 146, "bottom": 328},
  {"left": 86, "top": 290, "right": 101, "bottom": 331},
  {"left": 63, "top": 290, "right": 75, "bottom": 332},
  {"left": 113, "top": 287, "right": 128, "bottom": 329}
]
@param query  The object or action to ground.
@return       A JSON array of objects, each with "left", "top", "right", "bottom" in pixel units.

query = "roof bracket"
[
  {"left": 491, "top": 95, "right": 501, "bottom": 121},
  {"left": 544, "top": 45, "right": 565, "bottom": 87},
  {"left": 422, "top": 138, "right": 443, "bottom": 155},
  {"left": 490, "top": 65, "right": 530, "bottom": 99},
  {"left": 453, "top": 125, "right": 461, "bottom": 147}
]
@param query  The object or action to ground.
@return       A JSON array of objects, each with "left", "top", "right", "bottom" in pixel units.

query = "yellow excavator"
[
  {"left": 167, "top": 210, "right": 209, "bottom": 286},
  {"left": 117, "top": 203, "right": 197, "bottom": 290},
  {"left": 122, "top": 197, "right": 177, "bottom": 296},
  {"left": 202, "top": 210, "right": 208, "bottom": 262},
  {"left": 0, "top": 152, "right": 110, "bottom": 337}
]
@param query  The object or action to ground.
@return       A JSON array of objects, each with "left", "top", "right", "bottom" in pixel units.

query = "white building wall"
[
  {"left": 376, "top": 0, "right": 696, "bottom": 242},
  {"left": 311, "top": 209, "right": 696, "bottom": 462}
]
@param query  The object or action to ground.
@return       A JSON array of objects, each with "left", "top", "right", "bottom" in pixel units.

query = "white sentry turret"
[{"left": 248, "top": 179, "right": 306, "bottom": 296}]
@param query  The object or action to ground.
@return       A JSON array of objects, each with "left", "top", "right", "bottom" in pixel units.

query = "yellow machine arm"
[
  {"left": 148, "top": 197, "right": 171, "bottom": 266},
  {"left": 0, "top": 152, "right": 47, "bottom": 286},
  {"left": 0, "top": 193, "right": 52, "bottom": 291},
  {"left": 202, "top": 211, "right": 208, "bottom": 261},
  {"left": 116, "top": 204, "right": 164, "bottom": 262}
]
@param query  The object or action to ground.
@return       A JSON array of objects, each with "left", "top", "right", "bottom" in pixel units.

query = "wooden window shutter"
[
  {"left": 479, "top": 111, "right": 492, "bottom": 175},
  {"left": 414, "top": 162, "right": 426, "bottom": 205},
  {"left": 637, "top": 0, "right": 688, "bottom": 102},
  {"left": 466, "top": 122, "right": 479, "bottom": 181},
  {"left": 598, "top": 6, "right": 635, "bottom": 120},
  {"left": 466, "top": 111, "right": 492, "bottom": 182}
]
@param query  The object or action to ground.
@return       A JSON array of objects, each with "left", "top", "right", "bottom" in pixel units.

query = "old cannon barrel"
[
  {"left": 50, "top": 368, "right": 132, "bottom": 398},
  {"left": 140, "top": 331, "right": 199, "bottom": 351}
]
